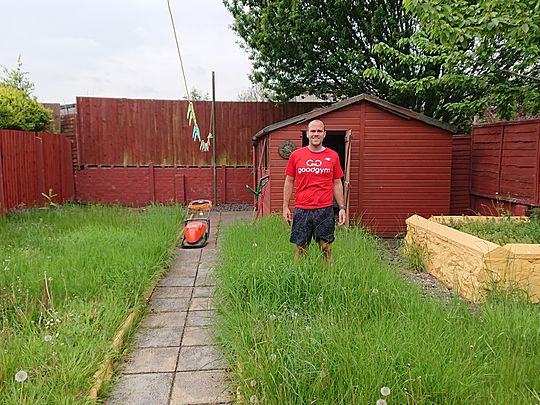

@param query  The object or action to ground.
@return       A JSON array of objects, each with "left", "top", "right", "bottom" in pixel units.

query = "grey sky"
[{"left": 0, "top": 0, "right": 253, "bottom": 104}]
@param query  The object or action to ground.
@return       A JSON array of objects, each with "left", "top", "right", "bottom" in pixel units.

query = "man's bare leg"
[
  {"left": 294, "top": 244, "right": 308, "bottom": 262},
  {"left": 318, "top": 240, "right": 333, "bottom": 265}
]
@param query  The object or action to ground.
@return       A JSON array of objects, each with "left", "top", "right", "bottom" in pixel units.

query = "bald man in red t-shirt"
[{"left": 283, "top": 119, "right": 346, "bottom": 263}]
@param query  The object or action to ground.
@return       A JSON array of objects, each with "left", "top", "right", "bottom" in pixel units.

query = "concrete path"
[{"left": 107, "top": 210, "right": 252, "bottom": 405}]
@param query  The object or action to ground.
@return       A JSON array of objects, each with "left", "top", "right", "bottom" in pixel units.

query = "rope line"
[
  {"left": 166, "top": 0, "right": 190, "bottom": 101},
  {"left": 166, "top": 0, "right": 209, "bottom": 150}
]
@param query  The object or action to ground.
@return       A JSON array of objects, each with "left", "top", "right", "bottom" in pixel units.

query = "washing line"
[{"left": 166, "top": 0, "right": 211, "bottom": 152}]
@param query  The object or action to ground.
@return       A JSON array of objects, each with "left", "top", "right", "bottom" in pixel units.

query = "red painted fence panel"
[
  {"left": 470, "top": 119, "right": 540, "bottom": 214},
  {"left": 0, "top": 130, "right": 74, "bottom": 214},
  {"left": 76, "top": 97, "right": 322, "bottom": 167},
  {"left": 451, "top": 135, "right": 471, "bottom": 214}
]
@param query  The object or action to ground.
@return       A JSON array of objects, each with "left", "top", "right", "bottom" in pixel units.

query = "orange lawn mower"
[{"left": 181, "top": 199, "right": 213, "bottom": 248}]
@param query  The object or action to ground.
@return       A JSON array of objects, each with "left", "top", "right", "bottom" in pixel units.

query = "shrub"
[{"left": 0, "top": 84, "right": 51, "bottom": 131}]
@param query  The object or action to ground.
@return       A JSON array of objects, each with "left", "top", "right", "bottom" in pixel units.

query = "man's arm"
[
  {"left": 333, "top": 178, "right": 346, "bottom": 226},
  {"left": 283, "top": 175, "right": 294, "bottom": 224}
]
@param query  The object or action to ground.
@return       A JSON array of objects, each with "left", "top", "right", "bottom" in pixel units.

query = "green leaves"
[
  {"left": 0, "top": 58, "right": 52, "bottom": 132},
  {"left": 0, "top": 85, "right": 52, "bottom": 132}
]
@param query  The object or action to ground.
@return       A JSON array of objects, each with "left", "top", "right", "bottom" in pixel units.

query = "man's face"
[{"left": 307, "top": 121, "right": 325, "bottom": 147}]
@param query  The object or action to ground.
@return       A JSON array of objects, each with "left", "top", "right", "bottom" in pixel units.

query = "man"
[{"left": 283, "top": 119, "right": 346, "bottom": 263}]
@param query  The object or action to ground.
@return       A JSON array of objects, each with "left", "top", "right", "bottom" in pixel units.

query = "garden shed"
[{"left": 252, "top": 94, "right": 458, "bottom": 236}]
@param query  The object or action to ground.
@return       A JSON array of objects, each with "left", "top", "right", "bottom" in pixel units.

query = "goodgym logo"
[{"left": 298, "top": 159, "right": 331, "bottom": 175}]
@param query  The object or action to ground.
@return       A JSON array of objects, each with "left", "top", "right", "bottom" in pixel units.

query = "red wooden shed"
[{"left": 252, "top": 94, "right": 458, "bottom": 236}]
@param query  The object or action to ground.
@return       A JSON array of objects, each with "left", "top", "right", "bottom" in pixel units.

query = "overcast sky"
[{"left": 0, "top": 0, "right": 253, "bottom": 104}]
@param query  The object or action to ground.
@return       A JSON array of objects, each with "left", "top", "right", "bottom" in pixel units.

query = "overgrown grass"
[
  {"left": 443, "top": 216, "right": 540, "bottom": 245},
  {"left": 0, "top": 204, "right": 181, "bottom": 404},
  {"left": 215, "top": 215, "right": 540, "bottom": 404}
]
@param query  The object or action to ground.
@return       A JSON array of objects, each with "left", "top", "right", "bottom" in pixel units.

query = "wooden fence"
[
  {"left": 0, "top": 130, "right": 74, "bottom": 214},
  {"left": 76, "top": 97, "right": 322, "bottom": 167},
  {"left": 470, "top": 119, "right": 540, "bottom": 214}
]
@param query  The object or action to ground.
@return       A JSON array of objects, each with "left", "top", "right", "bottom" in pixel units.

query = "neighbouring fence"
[
  {"left": 0, "top": 130, "right": 74, "bottom": 214},
  {"left": 470, "top": 119, "right": 540, "bottom": 215},
  {"left": 76, "top": 97, "right": 323, "bottom": 167},
  {"left": 451, "top": 135, "right": 472, "bottom": 214},
  {"left": 72, "top": 97, "right": 322, "bottom": 204}
]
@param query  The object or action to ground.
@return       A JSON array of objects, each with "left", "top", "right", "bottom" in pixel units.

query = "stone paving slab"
[
  {"left": 149, "top": 297, "right": 190, "bottom": 313},
  {"left": 134, "top": 327, "right": 183, "bottom": 348},
  {"left": 123, "top": 347, "right": 179, "bottom": 374},
  {"left": 108, "top": 373, "right": 174, "bottom": 405},
  {"left": 170, "top": 371, "right": 231, "bottom": 405},
  {"left": 152, "top": 287, "right": 193, "bottom": 299},
  {"left": 182, "top": 326, "right": 214, "bottom": 346},
  {"left": 177, "top": 346, "right": 226, "bottom": 371},
  {"left": 158, "top": 276, "right": 196, "bottom": 287},
  {"left": 190, "top": 297, "right": 215, "bottom": 311},
  {"left": 186, "top": 310, "right": 216, "bottom": 327},
  {"left": 192, "top": 286, "right": 215, "bottom": 298},
  {"left": 140, "top": 312, "right": 187, "bottom": 328}
]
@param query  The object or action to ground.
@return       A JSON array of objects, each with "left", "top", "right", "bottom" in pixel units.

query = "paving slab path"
[{"left": 107, "top": 210, "right": 252, "bottom": 405}]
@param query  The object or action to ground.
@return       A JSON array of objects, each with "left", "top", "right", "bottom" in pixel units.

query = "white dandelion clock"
[
  {"left": 269, "top": 314, "right": 276, "bottom": 321},
  {"left": 44, "top": 335, "right": 53, "bottom": 343},
  {"left": 270, "top": 353, "right": 277, "bottom": 362},
  {"left": 372, "top": 288, "right": 379, "bottom": 294},
  {"left": 380, "top": 386, "right": 391, "bottom": 396},
  {"left": 15, "top": 370, "right": 28, "bottom": 382},
  {"left": 250, "top": 380, "right": 257, "bottom": 387},
  {"left": 376, "top": 399, "right": 387, "bottom": 405},
  {"left": 250, "top": 394, "right": 259, "bottom": 404}
]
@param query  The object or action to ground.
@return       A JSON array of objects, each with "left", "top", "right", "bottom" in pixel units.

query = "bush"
[{"left": 0, "top": 84, "right": 51, "bottom": 131}]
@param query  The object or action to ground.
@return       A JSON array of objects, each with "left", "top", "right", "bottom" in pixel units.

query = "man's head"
[{"left": 307, "top": 120, "right": 326, "bottom": 148}]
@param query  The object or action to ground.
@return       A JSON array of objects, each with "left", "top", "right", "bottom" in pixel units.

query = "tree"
[
  {"left": 237, "top": 83, "right": 273, "bottom": 101},
  {"left": 0, "top": 85, "right": 52, "bottom": 131},
  {"left": 223, "top": 0, "right": 420, "bottom": 104},
  {"left": 365, "top": 0, "right": 540, "bottom": 130},
  {"left": 183, "top": 88, "right": 210, "bottom": 101},
  {"left": 0, "top": 58, "right": 51, "bottom": 132},
  {"left": 1, "top": 56, "right": 35, "bottom": 96}
]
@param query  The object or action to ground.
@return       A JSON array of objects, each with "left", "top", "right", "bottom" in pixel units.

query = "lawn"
[
  {"left": 214, "top": 215, "right": 540, "bottom": 404},
  {"left": 0, "top": 204, "right": 181, "bottom": 404}
]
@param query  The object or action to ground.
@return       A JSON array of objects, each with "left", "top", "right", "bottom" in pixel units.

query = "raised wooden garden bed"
[{"left": 404, "top": 215, "right": 540, "bottom": 303}]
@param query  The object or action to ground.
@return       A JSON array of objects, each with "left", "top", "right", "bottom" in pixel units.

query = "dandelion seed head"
[
  {"left": 15, "top": 370, "right": 27, "bottom": 382},
  {"left": 250, "top": 380, "right": 257, "bottom": 387},
  {"left": 372, "top": 288, "right": 379, "bottom": 294},
  {"left": 376, "top": 400, "right": 387, "bottom": 405},
  {"left": 44, "top": 335, "right": 53, "bottom": 342},
  {"left": 380, "top": 386, "right": 390, "bottom": 396},
  {"left": 270, "top": 353, "right": 277, "bottom": 362},
  {"left": 250, "top": 394, "right": 259, "bottom": 404},
  {"left": 269, "top": 314, "right": 276, "bottom": 321}
]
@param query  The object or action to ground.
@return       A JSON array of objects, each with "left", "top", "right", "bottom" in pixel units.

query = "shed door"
[{"left": 344, "top": 130, "right": 352, "bottom": 227}]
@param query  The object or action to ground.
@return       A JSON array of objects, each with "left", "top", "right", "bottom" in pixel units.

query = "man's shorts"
[{"left": 290, "top": 206, "right": 335, "bottom": 246}]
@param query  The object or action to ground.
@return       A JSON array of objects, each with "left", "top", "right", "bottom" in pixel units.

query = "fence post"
[
  {"left": 149, "top": 164, "right": 155, "bottom": 203},
  {"left": 0, "top": 140, "right": 5, "bottom": 215},
  {"left": 36, "top": 134, "right": 45, "bottom": 205}
]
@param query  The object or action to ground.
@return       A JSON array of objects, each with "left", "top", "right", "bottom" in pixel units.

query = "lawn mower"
[{"left": 181, "top": 199, "right": 212, "bottom": 248}]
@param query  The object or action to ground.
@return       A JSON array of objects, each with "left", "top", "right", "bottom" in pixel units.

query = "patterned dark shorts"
[{"left": 290, "top": 206, "right": 335, "bottom": 246}]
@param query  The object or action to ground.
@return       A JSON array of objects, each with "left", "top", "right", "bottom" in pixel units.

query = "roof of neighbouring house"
[{"left": 252, "top": 93, "right": 458, "bottom": 144}]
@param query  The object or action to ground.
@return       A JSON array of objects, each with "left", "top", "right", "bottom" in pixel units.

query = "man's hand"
[
  {"left": 283, "top": 206, "right": 292, "bottom": 226},
  {"left": 337, "top": 208, "right": 346, "bottom": 226}
]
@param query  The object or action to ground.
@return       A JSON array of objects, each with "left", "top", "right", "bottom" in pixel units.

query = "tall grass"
[
  {"left": 443, "top": 216, "right": 540, "bottom": 245},
  {"left": 0, "top": 204, "right": 181, "bottom": 404},
  {"left": 215, "top": 215, "right": 540, "bottom": 404}
]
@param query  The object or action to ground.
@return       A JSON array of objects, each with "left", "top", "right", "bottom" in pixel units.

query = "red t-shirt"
[{"left": 285, "top": 146, "right": 344, "bottom": 209}]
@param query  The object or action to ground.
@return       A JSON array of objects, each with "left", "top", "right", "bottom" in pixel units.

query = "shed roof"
[{"left": 253, "top": 93, "right": 458, "bottom": 144}]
